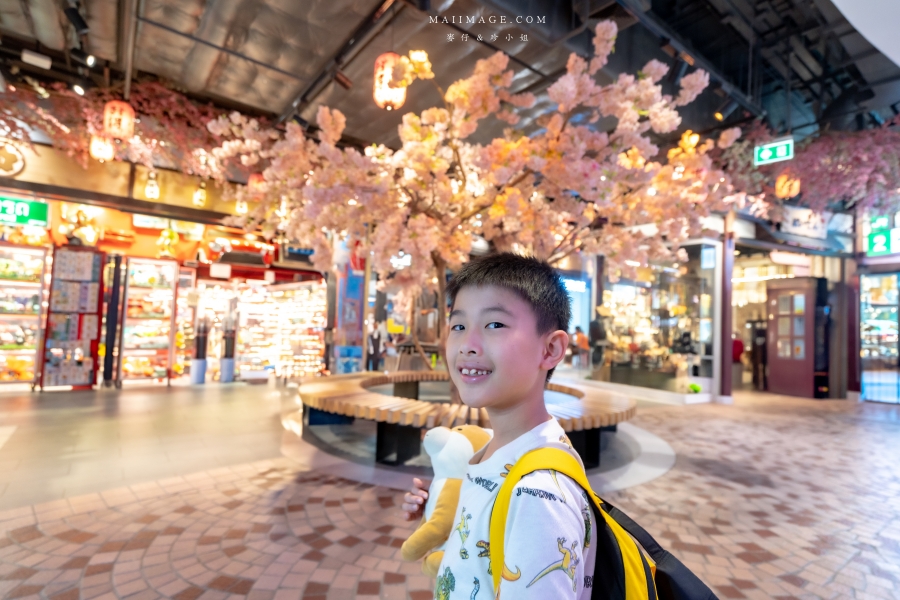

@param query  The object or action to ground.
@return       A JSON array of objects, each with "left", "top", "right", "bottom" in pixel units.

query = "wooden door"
[{"left": 767, "top": 280, "right": 816, "bottom": 397}]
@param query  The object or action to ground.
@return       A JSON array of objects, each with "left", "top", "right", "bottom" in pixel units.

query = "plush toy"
[{"left": 401, "top": 424, "right": 492, "bottom": 577}]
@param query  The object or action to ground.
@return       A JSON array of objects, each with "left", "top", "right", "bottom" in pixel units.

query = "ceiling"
[{"left": 1, "top": 0, "right": 899, "bottom": 149}]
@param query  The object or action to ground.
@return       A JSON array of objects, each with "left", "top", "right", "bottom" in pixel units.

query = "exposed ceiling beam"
[
  {"left": 276, "top": 0, "right": 404, "bottom": 124},
  {"left": 121, "top": 0, "right": 139, "bottom": 99},
  {"left": 616, "top": 0, "right": 765, "bottom": 116},
  {"left": 136, "top": 16, "right": 304, "bottom": 82}
]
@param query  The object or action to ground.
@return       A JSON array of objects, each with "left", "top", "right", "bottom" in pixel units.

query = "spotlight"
[
  {"left": 70, "top": 48, "right": 96, "bottom": 67},
  {"left": 64, "top": 7, "right": 90, "bottom": 35},
  {"left": 21, "top": 49, "right": 52, "bottom": 70},
  {"left": 714, "top": 99, "right": 738, "bottom": 122},
  {"left": 72, "top": 79, "right": 87, "bottom": 95},
  {"left": 334, "top": 70, "right": 353, "bottom": 90}
]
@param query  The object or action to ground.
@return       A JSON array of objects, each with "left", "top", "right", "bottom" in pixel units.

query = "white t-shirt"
[{"left": 435, "top": 419, "right": 597, "bottom": 599}]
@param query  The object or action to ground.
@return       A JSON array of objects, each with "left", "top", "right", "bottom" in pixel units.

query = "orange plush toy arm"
[{"left": 400, "top": 478, "right": 461, "bottom": 561}]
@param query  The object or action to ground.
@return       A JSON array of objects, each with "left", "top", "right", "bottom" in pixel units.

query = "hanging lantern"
[
  {"left": 235, "top": 199, "right": 248, "bottom": 215},
  {"left": 775, "top": 174, "right": 801, "bottom": 199},
  {"left": 192, "top": 181, "right": 207, "bottom": 207},
  {"left": 247, "top": 173, "right": 266, "bottom": 198},
  {"left": 144, "top": 171, "right": 160, "bottom": 200},
  {"left": 89, "top": 135, "right": 115, "bottom": 162},
  {"left": 103, "top": 100, "right": 136, "bottom": 139},
  {"left": 373, "top": 52, "right": 406, "bottom": 111}
]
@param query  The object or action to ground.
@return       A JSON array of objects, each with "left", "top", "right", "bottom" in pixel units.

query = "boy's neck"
[{"left": 477, "top": 383, "right": 552, "bottom": 463}]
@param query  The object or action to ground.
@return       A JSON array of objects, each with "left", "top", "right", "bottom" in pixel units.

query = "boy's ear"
[{"left": 541, "top": 329, "right": 569, "bottom": 372}]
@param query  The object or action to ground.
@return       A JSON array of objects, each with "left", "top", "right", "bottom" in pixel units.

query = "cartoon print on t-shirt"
[
  {"left": 475, "top": 540, "right": 521, "bottom": 580},
  {"left": 435, "top": 566, "right": 455, "bottom": 600},
  {"left": 526, "top": 537, "right": 581, "bottom": 592},
  {"left": 470, "top": 577, "right": 480, "bottom": 599},
  {"left": 549, "top": 470, "right": 568, "bottom": 503},
  {"left": 456, "top": 508, "right": 472, "bottom": 558}
]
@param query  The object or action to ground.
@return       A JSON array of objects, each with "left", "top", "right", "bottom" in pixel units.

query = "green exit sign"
[
  {"left": 0, "top": 197, "right": 49, "bottom": 227},
  {"left": 754, "top": 137, "right": 794, "bottom": 167}
]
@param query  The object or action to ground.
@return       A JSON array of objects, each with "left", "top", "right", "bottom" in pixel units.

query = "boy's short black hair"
[{"left": 446, "top": 253, "right": 571, "bottom": 380}]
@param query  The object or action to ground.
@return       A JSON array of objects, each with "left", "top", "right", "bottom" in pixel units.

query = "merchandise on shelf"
[
  {"left": 173, "top": 268, "right": 196, "bottom": 376},
  {"left": 117, "top": 258, "right": 178, "bottom": 382},
  {"left": 236, "top": 281, "right": 327, "bottom": 380}
]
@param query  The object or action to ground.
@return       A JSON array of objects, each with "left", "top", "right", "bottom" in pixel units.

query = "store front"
[
  {"left": 0, "top": 179, "right": 327, "bottom": 390},
  {"left": 730, "top": 208, "right": 855, "bottom": 400},
  {"left": 857, "top": 213, "right": 900, "bottom": 403},
  {"left": 591, "top": 240, "right": 722, "bottom": 401}
]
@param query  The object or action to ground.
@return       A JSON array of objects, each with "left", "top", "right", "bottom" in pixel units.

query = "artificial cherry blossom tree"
[
  {"left": 716, "top": 117, "right": 900, "bottom": 220},
  {"left": 209, "top": 20, "right": 745, "bottom": 354}
]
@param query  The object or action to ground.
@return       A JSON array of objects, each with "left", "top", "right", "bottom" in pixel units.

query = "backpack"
[{"left": 489, "top": 448, "right": 719, "bottom": 600}]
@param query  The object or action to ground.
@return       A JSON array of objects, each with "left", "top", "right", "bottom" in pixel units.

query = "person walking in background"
[{"left": 574, "top": 326, "right": 590, "bottom": 369}]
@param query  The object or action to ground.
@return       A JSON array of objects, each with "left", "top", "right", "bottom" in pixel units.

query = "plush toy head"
[{"left": 424, "top": 424, "right": 492, "bottom": 479}]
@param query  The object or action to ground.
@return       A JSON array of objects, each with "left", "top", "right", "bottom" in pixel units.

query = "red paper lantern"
[
  {"left": 103, "top": 100, "right": 135, "bottom": 139},
  {"left": 373, "top": 52, "right": 406, "bottom": 111}
]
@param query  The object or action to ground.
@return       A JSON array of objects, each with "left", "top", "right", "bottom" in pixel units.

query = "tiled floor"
[{"left": 1, "top": 382, "right": 899, "bottom": 599}]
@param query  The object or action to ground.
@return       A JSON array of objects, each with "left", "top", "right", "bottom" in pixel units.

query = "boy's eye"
[
  {"left": 451, "top": 324, "right": 465, "bottom": 331},
  {"left": 486, "top": 322, "right": 505, "bottom": 329}
]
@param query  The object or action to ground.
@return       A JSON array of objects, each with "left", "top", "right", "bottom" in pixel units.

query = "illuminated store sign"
[
  {"left": 0, "top": 196, "right": 49, "bottom": 227},
  {"left": 866, "top": 229, "right": 900, "bottom": 257}
]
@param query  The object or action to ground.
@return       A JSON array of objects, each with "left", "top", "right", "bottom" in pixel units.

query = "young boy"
[{"left": 402, "top": 253, "right": 597, "bottom": 599}]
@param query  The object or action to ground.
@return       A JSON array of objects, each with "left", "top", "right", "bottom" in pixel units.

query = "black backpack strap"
[{"left": 599, "top": 499, "right": 720, "bottom": 600}]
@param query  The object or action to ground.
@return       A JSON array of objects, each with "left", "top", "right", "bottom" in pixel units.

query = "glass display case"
[
  {"left": 597, "top": 243, "right": 718, "bottom": 393},
  {"left": 174, "top": 267, "right": 196, "bottom": 378},
  {"left": 860, "top": 273, "right": 900, "bottom": 402},
  {"left": 116, "top": 258, "right": 177, "bottom": 384},
  {"left": 0, "top": 244, "right": 48, "bottom": 385}
]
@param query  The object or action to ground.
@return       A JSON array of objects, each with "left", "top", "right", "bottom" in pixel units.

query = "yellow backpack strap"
[{"left": 489, "top": 447, "right": 656, "bottom": 599}]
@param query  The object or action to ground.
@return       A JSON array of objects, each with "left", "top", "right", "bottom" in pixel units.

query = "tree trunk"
[
  {"left": 432, "top": 253, "right": 461, "bottom": 404},
  {"left": 410, "top": 295, "right": 434, "bottom": 371}
]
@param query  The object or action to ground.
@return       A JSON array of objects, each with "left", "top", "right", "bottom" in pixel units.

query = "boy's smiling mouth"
[{"left": 458, "top": 366, "right": 493, "bottom": 382}]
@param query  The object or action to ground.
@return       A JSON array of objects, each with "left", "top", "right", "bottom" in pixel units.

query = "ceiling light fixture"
[
  {"left": 714, "top": 99, "right": 738, "bottom": 122},
  {"left": 72, "top": 81, "right": 86, "bottom": 96},
  {"left": 144, "top": 171, "right": 160, "bottom": 200},
  {"left": 64, "top": 7, "right": 90, "bottom": 35},
  {"left": 21, "top": 49, "right": 52, "bottom": 70},
  {"left": 70, "top": 47, "right": 96, "bottom": 67},
  {"left": 193, "top": 181, "right": 208, "bottom": 207}
]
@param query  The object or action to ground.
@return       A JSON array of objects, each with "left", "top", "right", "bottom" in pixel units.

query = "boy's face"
[{"left": 447, "top": 285, "right": 567, "bottom": 410}]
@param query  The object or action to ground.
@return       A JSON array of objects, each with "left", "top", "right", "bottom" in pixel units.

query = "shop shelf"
[
  {"left": 124, "top": 315, "right": 171, "bottom": 321},
  {"left": 0, "top": 280, "right": 42, "bottom": 288}
]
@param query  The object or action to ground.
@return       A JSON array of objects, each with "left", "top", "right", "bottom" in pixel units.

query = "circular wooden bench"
[{"left": 298, "top": 371, "right": 636, "bottom": 467}]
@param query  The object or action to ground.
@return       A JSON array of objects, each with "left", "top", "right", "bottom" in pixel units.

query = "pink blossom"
[
  {"left": 589, "top": 21, "right": 618, "bottom": 75},
  {"left": 717, "top": 127, "right": 742, "bottom": 149},
  {"left": 675, "top": 70, "right": 709, "bottom": 106},
  {"left": 641, "top": 59, "right": 669, "bottom": 83},
  {"left": 316, "top": 106, "right": 346, "bottom": 146}
]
